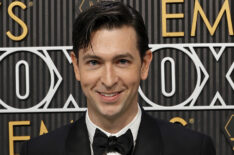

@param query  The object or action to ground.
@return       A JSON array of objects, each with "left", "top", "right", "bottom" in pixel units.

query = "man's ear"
[
  {"left": 70, "top": 51, "right": 81, "bottom": 81},
  {"left": 141, "top": 50, "right": 152, "bottom": 80}
]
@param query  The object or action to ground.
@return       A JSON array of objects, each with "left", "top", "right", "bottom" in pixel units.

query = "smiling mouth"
[
  {"left": 98, "top": 91, "right": 122, "bottom": 97},
  {"left": 96, "top": 91, "right": 123, "bottom": 102}
]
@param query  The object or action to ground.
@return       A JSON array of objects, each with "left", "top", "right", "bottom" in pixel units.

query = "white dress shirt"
[{"left": 86, "top": 105, "right": 142, "bottom": 155}]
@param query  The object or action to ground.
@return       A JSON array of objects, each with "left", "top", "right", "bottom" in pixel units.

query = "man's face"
[{"left": 71, "top": 26, "right": 152, "bottom": 122}]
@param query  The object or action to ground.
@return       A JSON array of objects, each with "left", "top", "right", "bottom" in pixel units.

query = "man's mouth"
[
  {"left": 96, "top": 91, "right": 123, "bottom": 102},
  {"left": 99, "top": 92, "right": 120, "bottom": 97}
]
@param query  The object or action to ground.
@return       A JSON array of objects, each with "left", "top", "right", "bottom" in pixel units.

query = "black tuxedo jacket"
[{"left": 20, "top": 112, "right": 216, "bottom": 155}]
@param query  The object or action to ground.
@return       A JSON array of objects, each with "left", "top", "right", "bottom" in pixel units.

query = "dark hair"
[{"left": 72, "top": 1, "right": 149, "bottom": 59}]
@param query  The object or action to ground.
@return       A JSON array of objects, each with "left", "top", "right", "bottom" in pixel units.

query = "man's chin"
[{"left": 100, "top": 108, "right": 122, "bottom": 119}]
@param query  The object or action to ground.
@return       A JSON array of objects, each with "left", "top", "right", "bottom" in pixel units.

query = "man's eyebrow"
[
  {"left": 82, "top": 54, "right": 101, "bottom": 60},
  {"left": 113, "top": 53, "right": 134, "bottom": 60},
  {"left": 82, "top": 53, "right": 134, "bottom": 60}
]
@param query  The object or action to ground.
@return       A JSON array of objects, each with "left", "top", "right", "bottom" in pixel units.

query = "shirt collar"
[{"left": 86, "top": 104, "right": 142, "bottom": 145}]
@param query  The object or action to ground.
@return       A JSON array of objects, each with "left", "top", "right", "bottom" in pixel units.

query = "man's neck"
[{"left": 88, "top": 104, "right": 138, "bottom": 134}]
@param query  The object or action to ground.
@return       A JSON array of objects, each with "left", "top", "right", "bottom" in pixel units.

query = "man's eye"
[
  {"left": 88, "top": 60, "right": 99, "bottom": 66},
  {"left": 118, "top": 59, "right": 129, "bottom": 64}
]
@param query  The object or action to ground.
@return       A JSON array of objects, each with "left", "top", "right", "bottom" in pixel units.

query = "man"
[{"left": 21, "top": 1, "right": 216, "bottom": 155}]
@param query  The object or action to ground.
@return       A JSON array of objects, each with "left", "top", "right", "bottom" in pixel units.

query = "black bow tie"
[{"left": 92, "top": 128, "right": 134, "bottom": 155}]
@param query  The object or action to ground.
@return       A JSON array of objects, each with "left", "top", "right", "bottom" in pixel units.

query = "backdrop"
[{"left": 0, "top": 0, "right": 234, "bottom": 155}]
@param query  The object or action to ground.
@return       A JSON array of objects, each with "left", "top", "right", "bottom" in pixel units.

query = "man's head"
[
  {"left": 72, "top": 1, "right": 149, "bottom": 59},
  {"left": 71, "top": 1, "right": 152, "bottom": 130}
]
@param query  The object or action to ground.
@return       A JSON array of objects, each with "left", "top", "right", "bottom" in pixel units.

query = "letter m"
[{"left": 191, "top": 0, "right": 233, "bottom": 36}]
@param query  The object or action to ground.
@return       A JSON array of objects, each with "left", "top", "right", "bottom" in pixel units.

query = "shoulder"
[
  {"left": 20, "top": 121, "right": 75, "bottom": 155},
  {"left": 156, "top": 118, "right": 207, "bottom": 141},
  {"left": 144, "top": 113, "right": 216, "bottom": 154}
]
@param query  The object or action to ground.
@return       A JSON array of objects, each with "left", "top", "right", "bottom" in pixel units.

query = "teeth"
[{"left": 100, "top": 93, "right": 117, "bottom": 97}]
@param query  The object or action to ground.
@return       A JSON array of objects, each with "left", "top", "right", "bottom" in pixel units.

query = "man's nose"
[{"left": 101, "top": 64, "right": 118, "bottom": 88}]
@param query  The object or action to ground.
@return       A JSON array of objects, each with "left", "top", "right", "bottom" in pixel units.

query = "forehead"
[{"left": 79, "top": 26, "right": 139, "bottom": 58}]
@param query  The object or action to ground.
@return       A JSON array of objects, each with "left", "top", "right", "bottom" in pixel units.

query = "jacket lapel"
[
  {"left": 133, "top": 112, "right": 163, "bottom": 155},
  {"left": 66, "top": 115, "right": 91, "bottom": 155}
]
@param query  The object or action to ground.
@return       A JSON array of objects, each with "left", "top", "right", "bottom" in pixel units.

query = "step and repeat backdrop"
[{"left": 0, "top": 0, "right": 234, "bottom": 155}]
